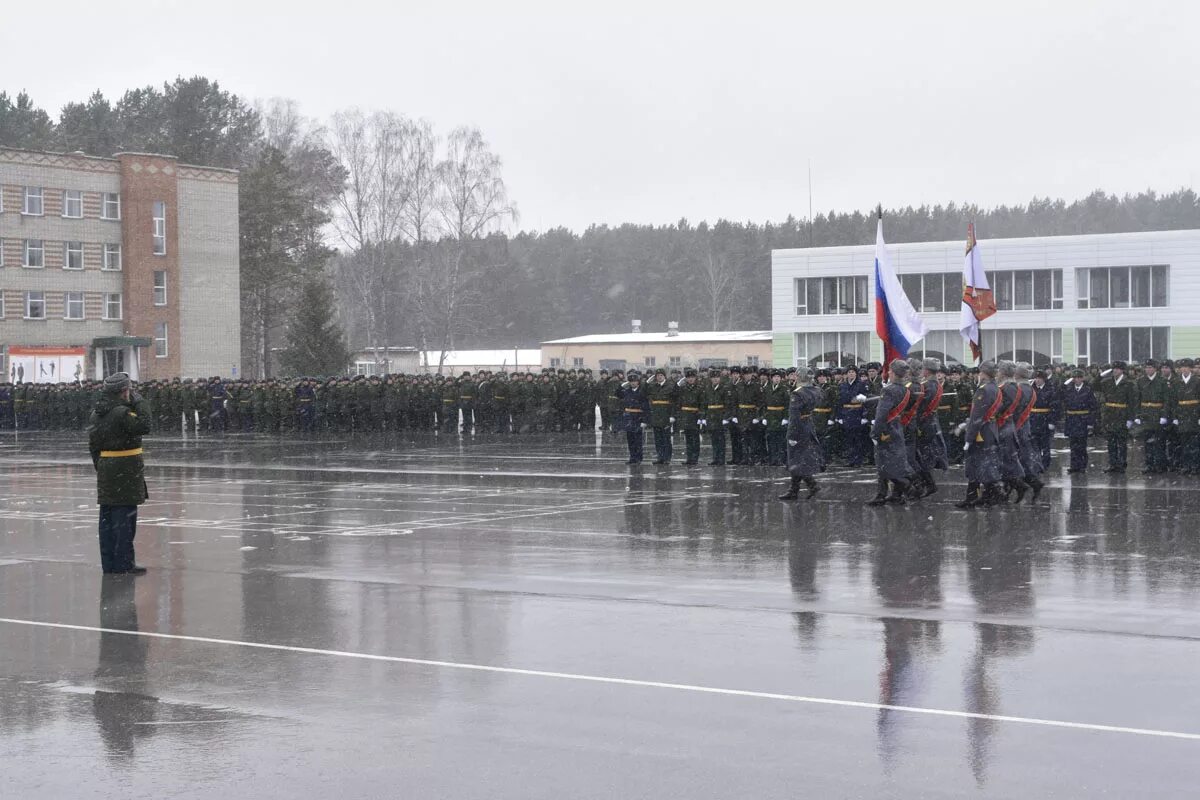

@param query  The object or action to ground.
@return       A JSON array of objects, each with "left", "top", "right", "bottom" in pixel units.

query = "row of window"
[
  {"left": 4, "top": 186, "right": 122, "bottom": 219},
  {"left": 544, "top": 355, "right": 760, "bottom": 370},
  {"left": 3, "top": 239, "right": 123, "bottom": 270},
  {"left": 0, "top": 292, "right": 168, "bottom": 357},
  {"left": 793, "top": 327, "right": 1165, "bottom": 369},
  {"left": 793, "top": 266, "right": 1169, "bottom": 316}
]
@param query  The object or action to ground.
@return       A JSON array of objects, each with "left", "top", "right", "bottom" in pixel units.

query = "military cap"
[
  {"left": 1177, "top": 358, "right": 1194, "bottom": 368},
  {"left": 1144, "top": 358, "right": 1159, "bottom": 368},
  {"left": 785, "top": 366, "right": 797, "bottom": 374},
  {"left": 978, "top": 360, "right": 998, "bottom": 378},
  {"left": 729, "top": 366, "right": 741, "bottom": 374},
  {"left": 1071, "top": 368, "right": 1086, "bottom": 378},
  {"left": 1111, "top": 360, "right": 1127, "bottom": 371},
  {"left": 794, "top": 366, "right": 813, "bottom": 384},
  {"left": 922, "top": 358, "right": 941, "bottom": 372},
  {"left": 655, "top": 368, "right": 665, "bottom": 376},
  {"left": 684, "top": 368, "right": 697, "bottom": 377},
  {"left": 888, "top": 359, "right": 910, "bottom": 378},
  {"left": 103, "top": 372, "right": 131, "bottom": 394},
  {"left": 627, "top": 370, "right": 641, "bottom": 380},
  {"left": 816, "top": 368, "right": 831, "bottom": 378},
  {"left": 844, "top": 364, "right": 859, "bottom": 374}
]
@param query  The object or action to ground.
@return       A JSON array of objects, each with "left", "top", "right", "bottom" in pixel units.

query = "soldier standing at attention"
[
  {"left": 1063, "top": 368, "right": 1099, "bottom": 473},
  {"left": 619, "top": 371, "right": 650, "bottom": 464},
  {"left": 778, "top": 366, "right": 824, "bottom": 501},
  {"left": 646, "top": 368, "right": 676, "bottom": 464},
  {"left": 88, "top": 373, "right": 151, "bottom": 575},
  {"left": 702, "top": 370, "right": 730, "bottom": 466},
  {"left": 1171, "top": 359, "right": 1199, "bottom": 474},
  {"left": 1096, "top": 361, "right": 1137, "bottom": 474},
  {"left": 676, "top": 369, "right": 704, "bottom": 466},
  {"left": 1136, "top": 359, "right": 1169, "bottom": 474},
  {"left": 762, "top": 370, "right": 791, "bottom": 466},
  {"left": 1029, "top": 368, "right": 1058, "bottom": 471}
]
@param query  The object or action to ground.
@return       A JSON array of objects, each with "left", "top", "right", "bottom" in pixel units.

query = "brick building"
[{"left": 0, "top": 147, "right": 239, "bottom": 383}]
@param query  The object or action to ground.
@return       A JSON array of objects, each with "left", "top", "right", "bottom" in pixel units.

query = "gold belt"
[
  {"left": 738, "top": 404, "right": 756, "bottom": 409},
  {"left": 1030, "top": 408, "right": 1049, "bottom": 413},
  {"left": 937, "top": 405, "right": 952, "bottom": 410},
  {"left": 1067, "top": 410, "right": 1091, "bottom": 415},
  {"left": 681, "top": 406, "right": 699, "bottom": 412},
  {"left": 814, "top": 407, "right": 832, "bottom": 413},
  {"left": 707, "top": 405, "right": 725, "bottom": 410},
  {"left": 843, "top": 403, "right": 862, "bottom": 409},
  {"left": 624, "top": 408, "right": 644, "bottom": 413},
  {"left": 1141, "top": 403, "right": 1164, "bottom": 408},
  {"left": 766, "top": 406, "right": 786, "bottom": 411},
  {"left": 1105, "top": 403, "right": 1127, "bottom": 408},
  {"left": 1178, "top": 400, "right": 1199, "bottom": 406},
  {"left": 651, "top": 400, "right": 671, "bottom": 405},
  {"left": 100, "top": 448, "right": 143, "bottom": 458}
]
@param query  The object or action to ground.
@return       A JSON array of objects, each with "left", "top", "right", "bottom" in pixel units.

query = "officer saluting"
[{"left": 88, "top": 373, "right": 152, "bottom": 575}]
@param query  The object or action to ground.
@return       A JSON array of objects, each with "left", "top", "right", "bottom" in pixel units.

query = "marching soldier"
[
  {"left": 995, "top": 361, "right": 1029, "bottom": 501},
  {"left": 956, "top": 360, "right": 1005, "bottom": 508},
  {"left": 778, "top": 366, "right": 823, "bottom": 501},
  {"left": 867, "top": 359, "right": 914, "bottom": 506},
  {"left": 910, "top": 358, "right": 949, "bottom": 499},
  {"left": 1013, "top": 363, "right": 1046, "bottom": 502}
]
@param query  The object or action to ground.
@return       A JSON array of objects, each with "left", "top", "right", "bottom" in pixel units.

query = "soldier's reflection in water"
[
  {"left": 872, "top": 515, "right": 943, "bottom": 771},
  {"left": 963, "top": 516, "right": 1035, "bottom": 786},
  {"left": 93, "top": 575, "right": 157, "bottom": 759}
]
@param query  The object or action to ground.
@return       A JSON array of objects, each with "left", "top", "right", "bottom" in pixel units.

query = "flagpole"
[{"left": 971, "top": 221, "right": 981, "bottom": 365}]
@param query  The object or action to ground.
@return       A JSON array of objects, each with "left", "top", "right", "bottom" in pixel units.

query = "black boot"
[
  {"left": 866, "top": 477, "right": 889, "bottom": 506},
  {"left": 804, "top": 477, "right": 821, "bottom": 500},
  {"left": 921, "top": 472, "right": 938, "bottom": 498},
  {"left": 906, "top": 474, "right": 926, "bottom": 501},
  {"left": 982, "top": 483, "right": 1006, "bottom": 506},
  {"left": 1009, "top": 479, "right": 1028, "bottom": 504},
  {"left": 778, "top": 476, "right": 801, "bottom": 501},
  {"left": 886, "top": 480, "right": 909, "bottom": 505},
  {"left": 956, "top": 482, "right": 981, "bottom": 509},
  {"left": 1027, "top": 476, "right": 1044, "bottom": 503}
]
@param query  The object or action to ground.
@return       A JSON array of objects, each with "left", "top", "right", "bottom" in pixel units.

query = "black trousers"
[
  {"left": 682, "top": 430, "right": 701, "bottom": 464},
  {"left": 1141, "top": 429, "right": 1166, "bottom": 471},
  {"left": 1180, "top": 431, "right": 1200, "bottom": 473},
  {"left": 709, "top": 428, "right": 727, "bottom": 465},
  {"left": 1107, "top": 432, "right": 1128, "bottom": 470},
  {"left": 626, "top": 430, "right": 644, "bottom": 463},
  {"left": 1033, "top": 429, "right": 1053, "bottom": 470},
  {"left": 1069, "top": 436, "right": 1089, "bottom": 471},
  {"left": 99, "top": 505, "right": 138, "bottom": 573},
  {"left": 652, "top": 426, "right": 672, "bottom": 463},
  {"left": 730, "top": 427, "right": 745, "bottom": 464},
  {"left": 766, "top": 430, "right": 787, "bottom": 466}
]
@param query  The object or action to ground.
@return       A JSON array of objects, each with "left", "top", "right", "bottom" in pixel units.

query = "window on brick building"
[
  {"left": 23, "top": 239, "right": 44, "bottom": 268},
  {"left": 644, "top": 356, "right": 656, "bottom": 367},
  {"left": 103, "top": 243, "right": 122, "bottom": 271},
  {"left": 25, "top": 291, "right": 46, "bottom": 319},
  {"left": 64, "top": 241, "right": 84, "bottom": 270},
  {"left": 23, "top": 187, "right": 43, "bottom": 215},
  {"left": 155, "top": 322, "right": 169, "bottom": 357},
  {"left": 102, "top": 193, "right": 121, "bottom": 220},
  {"left": 64, "top": 292, "right": 84, "bottom": 320},
  {"left": 153, "top": 270, "right": 167, "bottom": 306},
  {"left": 104, "top": 293, "right": 122, "bottom": 320},
  {"left": 63, "top": 190, "right": 83, "bottom": 218},
  {"left": 152, "top": 201, "right": 167, "bottom": 255}
]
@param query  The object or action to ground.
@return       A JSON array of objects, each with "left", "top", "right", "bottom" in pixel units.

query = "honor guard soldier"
[
  {"left": 956, "top": 360, "right": 1005, "bottom": 508},
  {"left": 910, "top": 358, "right": 949, "bottom": 499},
  {"left": 778, "top": 366, "right": 824, "bottom": 501},
  {"left": 646, "top": 368, "right": 677, "bottom": 464},
  {"left": 1171, "top": 359, "right": 1199, "bottom": 474},
  {"left": 995, "top": 361, "right": 1030, "bottom": 502},
  {"left": 1013, "top": 363, "right": 1046, "bottom": 502},
  {"left": 1095, "top": 361, "right": 1137, "bottom": 473},
  {"left": 867, "top": 359, "right": 914, "bottom": 506}
]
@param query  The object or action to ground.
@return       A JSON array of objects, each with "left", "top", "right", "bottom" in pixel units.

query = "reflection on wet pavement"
[{"left": 2, "top": 431, "right": 1199, "bottom": 798}]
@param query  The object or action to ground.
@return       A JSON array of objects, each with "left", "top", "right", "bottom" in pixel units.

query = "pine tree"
[{"left": 279, "top": 277, "right": 351, "bottom": 377}]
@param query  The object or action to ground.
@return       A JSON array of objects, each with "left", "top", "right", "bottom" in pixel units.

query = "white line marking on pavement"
[{"left": 2, "top": 616, "right": 1197, "bottom": 742}]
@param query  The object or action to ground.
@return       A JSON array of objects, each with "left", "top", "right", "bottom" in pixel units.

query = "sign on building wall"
[{"left": 8, "top": 346, "right": 87, "bottom": 384}]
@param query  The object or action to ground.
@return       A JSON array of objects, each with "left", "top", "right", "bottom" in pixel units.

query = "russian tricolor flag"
[{"left": 873, "top": 217, "right": 928, "bottom": 371}]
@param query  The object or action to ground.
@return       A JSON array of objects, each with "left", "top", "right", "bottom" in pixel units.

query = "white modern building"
[{"left": 771, "top": 229, "right": 1200, "bottom": 368}]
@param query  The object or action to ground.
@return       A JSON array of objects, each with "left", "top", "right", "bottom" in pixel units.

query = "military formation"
[{"left": 3, "top": 357, "right": 1198, "bottom": 491}]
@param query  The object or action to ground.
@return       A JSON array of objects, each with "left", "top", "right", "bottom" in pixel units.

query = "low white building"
[
  {"left": 771, "top": 229, "right": 1200, "bottom": 368},
  {"left": 541, "top": 327, "right": 773, "bottom": 372},
  {"left": 418, "top": 348, "right": 541, "bottom": 376}
]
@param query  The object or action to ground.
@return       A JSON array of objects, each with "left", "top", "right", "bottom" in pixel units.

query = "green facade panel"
[
  {"left": 772, "top": 332, "right": 793, "bottom": 367},
  {"left": 1173, "top": 327, "right": 1200, "bottom": 357}
]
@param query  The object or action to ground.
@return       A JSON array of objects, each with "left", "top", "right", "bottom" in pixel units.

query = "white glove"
[
  {"left": 722, "top": 419, "right": 729, "bottom": 426},
  {"left": 826, "top": 420, "right": 834, "bottom": 426},
  {"left": 781, "top": 419, "right": 789, "bottom": 426},
  {"left": 731, "top": 417, "right": 739, "bottom": 424},
  {"left": 1134, "top": 418, "right": 1142, "bottom": 426},
  {"left": 854, "top": 394, "right": 867, "bottom": 403},
  {"left": 640, "top": 423, "right": 647, "bottom": 430},
  {"left": 1126, "top": 420, "right": 1134, "bottom": 429},
  {"left": 1048, "top": 424, "right": 1055, "bottom": 431},
  {"left": 963, "top": 442, "right": 970, "bottom": 452},
  {"left": 788, "top": 440, "right": 798, "bottom": 447},
  {"left": 751, "top": 418, "right": 759, "bottom": 425},
  {"left": 954, "top": 422, "right": 967, "bottom": 435},
  {"left": 698, "top": 419, "right": 707, "bottom": 428},
  {"left": 1159, "top": 417, "right": 1168, "bottom": 425},
  {"left": 1100, "top": 368, "right": 1112, "bottom": 377},
  {"left": 1174, "top": 419, "right": 1180, "bottom": 425},
  {"left": 835, "top": 419, "right": 843, "bottom": 425}
]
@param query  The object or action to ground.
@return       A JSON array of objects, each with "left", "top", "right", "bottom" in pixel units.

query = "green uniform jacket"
[
  {"left": 676, "top": 381, "right": 705, "bottom": 431},
  {"left": 762, "top": 383, "right": 791, "bottom": 431},
  {"left": 645, "top": 378, "right": 677, "bottom": 427},
  {"left": 1136, "top": 374, "right": 1170, "bottom": 432},
  {"left": 1171, "top": 374, "right": 1200, "bottom": 433},
  {"left": 1096, "top": 375, "right": 1138, "bottom": 435},
  {"left": 88, "top": 395, "right": 152, "bottom": 506},
  {"left": 702, "top": 382, "right": 731, "bottom": 428}
]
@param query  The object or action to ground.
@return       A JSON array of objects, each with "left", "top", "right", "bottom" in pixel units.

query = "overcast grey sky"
[{"left": 4, "top": 0, "right": 1198, "bottom": 232}]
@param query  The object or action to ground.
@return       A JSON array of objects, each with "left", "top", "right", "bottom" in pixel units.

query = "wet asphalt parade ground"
[{"left": 1, "top": 429, "right": 1199, "bottom": 799}]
